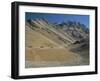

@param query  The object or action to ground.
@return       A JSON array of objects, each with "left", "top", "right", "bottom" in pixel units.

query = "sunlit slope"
[{"left": 25, "top": 24, "right": 82, "bottom": 68}]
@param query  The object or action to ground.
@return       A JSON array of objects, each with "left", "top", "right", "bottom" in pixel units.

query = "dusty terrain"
[{"left": 25, "top": 19, "right": 89, "bottom": 68}]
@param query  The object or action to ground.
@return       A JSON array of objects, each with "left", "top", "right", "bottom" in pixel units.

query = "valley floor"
[{"left": 25, "top": 47, "right": 89, "bottom": 68}]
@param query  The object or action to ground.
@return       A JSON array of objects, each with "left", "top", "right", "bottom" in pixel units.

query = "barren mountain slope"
[
  {"left": 25, "top": 19, "right": 89, "bottom": 68},
  {"left": 25, "top": 23, "right": 82, "bottom": 68}
]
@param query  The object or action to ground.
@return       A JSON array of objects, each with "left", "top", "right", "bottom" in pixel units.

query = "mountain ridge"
[{"left": 26, "top": 18, "right": 89, "bottom": 47}]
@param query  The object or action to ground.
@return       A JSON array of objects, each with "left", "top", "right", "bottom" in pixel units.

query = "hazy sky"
[{"left": 25, "top": 12, "right": 89, "bottom": 28}]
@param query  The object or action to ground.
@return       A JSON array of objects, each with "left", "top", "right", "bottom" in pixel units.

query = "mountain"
[
  {"left": 25, "top": 18, "right": 89, "bottom": 68},
  {"left": 27, "top": 18, "right": 89, "bottom": 47}
]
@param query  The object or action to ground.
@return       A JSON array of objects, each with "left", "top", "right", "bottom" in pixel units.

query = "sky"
[{"left": 25, "top": 12, "right": 89, "bottom": 28}]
